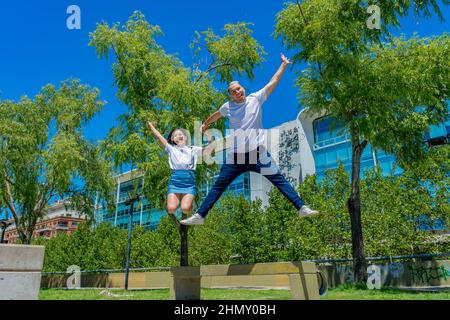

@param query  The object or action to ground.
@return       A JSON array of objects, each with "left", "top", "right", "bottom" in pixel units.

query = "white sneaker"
[
  {"left": 298, "top": 205, "right": 320, "bottom": 218},
  {"left": 180, "top": 213, "right": 205, "bottom": 225}
]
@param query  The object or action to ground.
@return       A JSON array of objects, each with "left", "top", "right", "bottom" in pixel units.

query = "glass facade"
[
  {"left": 95, "top": 177, "right": 166, "bottom": 231},
  {"left": 312, "top": 115, "right": 405, "bottom": 181},
  {"left": 312, "top": 116, "right": 398, "bottom": 181},
  {"left": 425, "top": 112, "right": 450, "bottom": 141},
  {"left": 312, "top": 114, "right": 448, "bottom": 232}
]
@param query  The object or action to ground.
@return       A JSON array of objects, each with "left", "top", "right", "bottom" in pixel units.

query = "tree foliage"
[
  {"left": 89, "top": 12, "right": 266, "bottom": 208},
  {"left": 274, "top": 0, "right": 449, "bottom": 281},
  {"left": 0, "top": 80, "right": 114, "bottom": 244}
]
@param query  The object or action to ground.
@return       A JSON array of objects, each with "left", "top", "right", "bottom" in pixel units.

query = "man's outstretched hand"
[
  {"left": 281, "top": 53, "right": 292, "bottom": 65},
  {"left": 200, "top": 123, "right": 209, "bottom": 133}
]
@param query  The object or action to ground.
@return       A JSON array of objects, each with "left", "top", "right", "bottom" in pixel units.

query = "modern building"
[
  {"left": 95, "top": 107, "right": 449, "bottom": 230},
  {"left": 94, "top": 170, "right": 164, "bottom": 230},
  {"left": 2, "top": 200, "right": 86, "bottom": 243}
]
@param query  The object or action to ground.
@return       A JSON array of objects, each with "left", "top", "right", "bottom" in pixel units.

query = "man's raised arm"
[
  {"left": 263, "top": 53, "right": 292, "bottom": 100},
  {"left": 200, "top": 110, "right": 222, "bottom": 133}
]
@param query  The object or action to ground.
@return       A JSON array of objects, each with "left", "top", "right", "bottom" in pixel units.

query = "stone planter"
[
  {"left": 170, "top": 266, "right": 201, "bottom": 300},
  {"left": 0, "top": 244, "right": 45, "bottom": 300}
]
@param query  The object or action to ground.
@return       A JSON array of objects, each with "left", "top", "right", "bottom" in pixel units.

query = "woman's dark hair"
[{"left": 167, "top": 128, "right": 189, "bottom": 145}]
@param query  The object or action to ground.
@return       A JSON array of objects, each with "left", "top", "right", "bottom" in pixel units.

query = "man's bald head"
[
  {"left": 228, "top": 81, "right": 240, "bottom": 90},
  {"left": 228, "top": 81, "right": 246, "bottom": 102}
]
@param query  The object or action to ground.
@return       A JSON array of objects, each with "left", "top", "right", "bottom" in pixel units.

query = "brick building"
[{"left": 2, "top": 200, "right": 86, "bottom": 243}]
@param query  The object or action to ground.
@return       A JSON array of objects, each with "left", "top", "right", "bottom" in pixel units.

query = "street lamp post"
[
  {"left": 180, "top": 213, "right": 188, "bottom": 267},
  {"left": 124, "top": 193, "right": 140, "bottom": 291},
  {"left": 0, "top": 220, "right": 12, "bottom": 244}
]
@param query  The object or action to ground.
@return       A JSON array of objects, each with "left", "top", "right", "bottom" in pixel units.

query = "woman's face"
[{"left": 172, "top": 129, "right": 187, "bottom": 146}]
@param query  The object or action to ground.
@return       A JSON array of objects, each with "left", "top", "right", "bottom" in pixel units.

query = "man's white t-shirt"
[
  {"left": 165, "top": 144, "right": 203, "bottom": 170},
  {"left": 219, "top": 88, "right": 267, "bottom": 153}
]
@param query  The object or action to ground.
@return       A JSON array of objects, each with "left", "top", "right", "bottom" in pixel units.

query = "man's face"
[{"left": 228, "top": 83, "right": 246, "bottom": 102}]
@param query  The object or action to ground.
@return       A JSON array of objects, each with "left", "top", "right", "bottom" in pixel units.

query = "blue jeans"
[{"left": 197, "top": 147, "right": 305, "bottom": 218}]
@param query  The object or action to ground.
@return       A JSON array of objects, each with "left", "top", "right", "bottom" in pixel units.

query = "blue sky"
[{"left": 0, "top": 0, "right": 448, "bottom": 145}]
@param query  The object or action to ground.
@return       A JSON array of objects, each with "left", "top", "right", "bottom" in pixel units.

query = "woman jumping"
[{"left": 147, "top": 121, "right": 215, "bottom": 221}]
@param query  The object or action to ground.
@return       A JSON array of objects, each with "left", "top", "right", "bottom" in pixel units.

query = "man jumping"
[{"left": 181, "top": 53, "right": 319, "bottom": 225}]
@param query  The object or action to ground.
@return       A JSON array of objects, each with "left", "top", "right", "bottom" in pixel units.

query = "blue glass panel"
[
  {"left": 326, "top": 149, "right": 337, "bottom": 165},
  {"left": 379, "top": 158, "right": 392, "bottom": 176},
  {"left": 445, "top": 117, "right": 450, "bottom": 134},
  {"left": 336, "top": 144, "right": 350, "bottom": 162},
  {"left": 315, "top": 151, "right": 326, "bottom": 169},
  {"left": 361, "top": 145, "right": 373, "bottom": 161},
  {"left": 429, "top": 123, "right": 447, "bottom": 139},
  {"left": 313, "top": 116, "right": 348, "bottom": 145},
  {"left": 316, "top": 172, "right": 325, "bottom": 183}
]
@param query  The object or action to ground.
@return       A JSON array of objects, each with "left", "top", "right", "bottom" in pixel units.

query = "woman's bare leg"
[
  {"left": 167, "top": 193, "right": 182, "bottom": 226},
  {"left": 180, "top": 193, "right": 195, "bottom": 215},
  {"left": 167, "top": 193, "right": 181, "bottom": 215}
]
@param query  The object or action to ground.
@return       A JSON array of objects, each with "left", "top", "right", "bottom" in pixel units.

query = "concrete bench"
[
  {"left": 0, "top": 244, "right": 45, "bottom": 300},
  {"left": 170, "top": 261, "right": 321, "bottom": 300}
]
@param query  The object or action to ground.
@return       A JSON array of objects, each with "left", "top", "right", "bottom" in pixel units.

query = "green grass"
[
  {"left": 39, "top": 288, "right": 171, "bottom": 300},
  {"left": 38, "top": 288, "right": 291, "bottom": 300},
  {"left": 39, "top": 285, "right": 450, "bottom": 300},
  {"left": 320, "top": 283, "right": 450, "bottom": 300}
]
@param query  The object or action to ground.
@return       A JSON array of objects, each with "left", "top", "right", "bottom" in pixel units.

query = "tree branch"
[
  {"left": 295, "top": 0, "right": 324, "bottom": 76},
  {"left": 4, "top": 174, "right": 16, "bottom": 188},
  {"left": 296, "top": 0, "right": 308, "bottom": 24},
  {"left": 359, "top": 140, "right": 368, "bottom": 154},
  {"left": 34, "top": 184, "right": 54, "bottom": 214},
  {"left": 195, "top": 62, "right": 232, "bottom": 83},
  {"left": 2, "top": 170, "right": 18, "bottom": 218},
  {"left": 112, "top": 44, "right": 137, "bottom": 95}
]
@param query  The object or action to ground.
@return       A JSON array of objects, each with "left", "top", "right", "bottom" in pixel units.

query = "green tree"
[
  {"left": 0, "top": 80, "right": 114, "bottom": 244},
  {"left": 189, "top": 196, "right": 236, "bottom": 266},
  {"left": 35, "top": 222, "right": 128, "bottom": 272},
  {"left": 291, "top": 165, "right": 353, "bottom": 260},
  {"left": 274, "top": 0, "right": 449, "bottom": 282},
  {"left": 89, "top": 11, "right": 266, "bottom": 265}
]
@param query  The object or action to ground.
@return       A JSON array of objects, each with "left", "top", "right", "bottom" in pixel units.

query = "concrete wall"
[
  {"left": 41, "top": 272, "right": 290, "bottom": 290},
  {"left": 41, "top": 271, "right": 171, "bottom": 289},
  {"left": 0, "top": 244, "right": 45, "bottom": 300},
  {"left": 41, "top": 260, "right": 450, "bottom": 290},
  {"left": 319, "top": 260, "right": 450, "bottom": 288}
]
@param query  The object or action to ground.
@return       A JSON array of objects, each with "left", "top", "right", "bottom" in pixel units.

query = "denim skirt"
[{"left": 168, "top": 170, "right": 197, "bottom": 195}]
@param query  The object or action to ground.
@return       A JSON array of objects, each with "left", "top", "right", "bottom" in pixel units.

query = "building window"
[
  {"left": 57, "top": 221, "right": 68, "bottom": 228},
  {"left": 313, "top": 116, "right": 349, "bottom": 147},
  {"left": 313, "top": 116, "right": 380, "bottom": 180}
]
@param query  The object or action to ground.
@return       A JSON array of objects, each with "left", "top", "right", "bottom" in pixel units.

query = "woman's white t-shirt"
[{"left": 164, "top": 144, "right": 203, "bottom": 170}]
